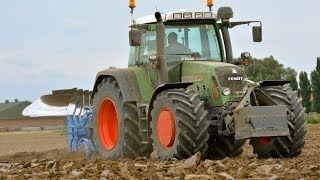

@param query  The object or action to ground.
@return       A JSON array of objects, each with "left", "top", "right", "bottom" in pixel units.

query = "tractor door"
[{"left": 139, "top": 30, "right": 159, "bottom": 88}]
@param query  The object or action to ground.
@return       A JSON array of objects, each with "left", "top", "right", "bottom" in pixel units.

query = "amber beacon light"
[
  {"left": 129, "top": 0, "right": 136, "bottom": 13},
  {"left": 207, "top": 0, "right": 214, "bottom": 11}
]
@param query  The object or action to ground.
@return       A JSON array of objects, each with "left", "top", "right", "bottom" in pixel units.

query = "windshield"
[{"left": 139, "top": 24, "right": 222, "bottom": 64}]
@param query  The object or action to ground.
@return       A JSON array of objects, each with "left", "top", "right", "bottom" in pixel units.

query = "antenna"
[{"left": 154, "top": 0, "right": 160, "bottom": 13}]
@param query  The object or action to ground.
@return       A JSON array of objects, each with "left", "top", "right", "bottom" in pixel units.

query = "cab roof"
[{"left": 133, "top": 10, "right": 217, "bottom": 25}]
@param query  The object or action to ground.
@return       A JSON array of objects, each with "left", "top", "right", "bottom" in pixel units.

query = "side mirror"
[
  {"left": 252, "top": 26, "right": 262, "bottom": 42},
  {"left": 129, "top": 29, "right": 141, "bottom": 46}
]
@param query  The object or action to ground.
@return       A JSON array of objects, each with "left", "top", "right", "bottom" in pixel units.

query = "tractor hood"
[
  {"left": 180, "top": 61, "right": 246, "bottom": 83},
  {"left": 179, "top": 61, "right": 247, "bottom": 107}
]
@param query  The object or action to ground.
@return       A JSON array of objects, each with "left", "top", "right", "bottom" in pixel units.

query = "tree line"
[{"left": 244, "top": 56, "right": 320, "bottom": 113}]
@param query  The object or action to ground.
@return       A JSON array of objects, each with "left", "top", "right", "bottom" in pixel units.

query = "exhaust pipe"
[{"left": 155, "top": 12, "right": 168, "bottom": 84}]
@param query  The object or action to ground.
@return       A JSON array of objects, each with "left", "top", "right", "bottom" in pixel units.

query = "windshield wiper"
[{"left": 167, "top": 53, "right": 192, "bottom": 56}]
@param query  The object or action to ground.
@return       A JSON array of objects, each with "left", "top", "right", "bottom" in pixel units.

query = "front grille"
[{"left": 215, "top": 66, "right": 246, "bottom": 96}]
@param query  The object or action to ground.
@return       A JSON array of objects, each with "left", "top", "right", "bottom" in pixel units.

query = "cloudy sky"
[{"left": 0, "top": 0, "right": 319, "bottom": 102}]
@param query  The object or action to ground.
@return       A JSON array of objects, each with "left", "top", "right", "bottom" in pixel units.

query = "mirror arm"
[{"left": 229, "top": 21, "right": 262, "bottom": 28}]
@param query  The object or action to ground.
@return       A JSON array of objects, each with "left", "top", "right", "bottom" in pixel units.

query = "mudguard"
[
  {"left": 92, "top": 68, "right": 142, "bottom": 102},
  {"left": 150, "top": 82, "right": 193, "bottom": 104},
  {"left": 148, "top": 82, "right": 193, "bottom": 117}
]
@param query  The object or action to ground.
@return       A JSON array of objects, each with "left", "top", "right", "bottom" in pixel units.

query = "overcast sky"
[{"left": 0, "top": 0, "right": 319, "bottom": 102}]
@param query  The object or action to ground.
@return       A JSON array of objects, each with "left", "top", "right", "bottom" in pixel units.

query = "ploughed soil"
[{"left": 0, "top": 125, "right": 319, "bottom": 179}]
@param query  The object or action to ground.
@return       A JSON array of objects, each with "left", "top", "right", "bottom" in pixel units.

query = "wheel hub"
[
  {"left": 258, "top": 137, "right": 272, "bottom": 145},
  {"left": 99, "top": 98, "right": 119, "bottom": 150},
  {"left": 157, "top": 108, "right": 176, "bottom": 149}
]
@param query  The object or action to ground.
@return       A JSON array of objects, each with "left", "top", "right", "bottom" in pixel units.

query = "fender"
[
  {"left": 148, "top": 82, "right": 193, "bottom": 117},
  {"left": 259, "top": 80, "right": 290, "bottom": 87},
  {"left": 92, "top": 68, "right": 142, "bottom": 102}
]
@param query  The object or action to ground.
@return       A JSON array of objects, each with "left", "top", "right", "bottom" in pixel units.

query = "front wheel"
[
  {"left": 206, "top": 135, "right": 245, "bottom": 159},
  {"left": 150, "top": 89, "right": 209, "bottom": 159},
  {"left": 250, "top": 84, "right": 307, "bottom": 158}
]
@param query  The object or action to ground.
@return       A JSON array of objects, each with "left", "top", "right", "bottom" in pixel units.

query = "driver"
[{"left": 166, "top": 32, "right": 190, "bottom": 55}]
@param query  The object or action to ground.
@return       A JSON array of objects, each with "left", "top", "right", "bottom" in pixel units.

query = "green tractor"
[{"left": 90, "top": 3, "right": 307, "bottom": 160}]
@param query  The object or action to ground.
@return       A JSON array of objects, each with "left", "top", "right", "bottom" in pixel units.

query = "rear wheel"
[
  {"left": 206, "top": 135, "right": 245, "bottom": 158},
  {"left": 250, "top": 84, "right": 307, "bottom": 158},
  {"left": 150, "top": 89, "right": 209, "bottom": 159},
  {"left": 93, "top": 77, "right": 151, "bottom": 159}
]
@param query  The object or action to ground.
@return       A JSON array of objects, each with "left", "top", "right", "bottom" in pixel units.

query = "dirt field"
[
  {"left": 0, "top": 130, "right": 67, "bottom": 156},
  {"left": 0, "top": 118, "right": 64, "bottom": 130},
  {"left": 0, "top": 125, "right": 319, "bottom": 179}
]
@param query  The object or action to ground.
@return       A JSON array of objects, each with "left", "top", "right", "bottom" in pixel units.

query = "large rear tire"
[
  {"left": 206, "top": 135, "right": 245, "bottom": 158},
  {"left": 93, "top": 77, "right": 151, "bottom": 159},
  {"left": 150, "top": 89, "right": 209, "bottom": 160},
  {"left": 250, "top": 84, "right": 307, "bottom": 158}
]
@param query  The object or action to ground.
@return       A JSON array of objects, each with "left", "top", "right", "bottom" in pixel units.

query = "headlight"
[
  {"left": 222, "top": 88, "right": 231, "bottom": 96},
  {"left": 148, "top": 54, "right": 157, "bottom": 62}
]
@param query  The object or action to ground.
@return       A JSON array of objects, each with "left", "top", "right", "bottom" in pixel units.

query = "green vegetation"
[
  {"left": 244, "top": 56, "right": 298, "bottom": 90},
  {"left": 244, "top": 56, "right": 320, "bottom": 114},
  {"left": 299, "top": 71, "right": 312, "bottom": 113},
  {"left": 306, "top": 113, "right": 320, "bottom": 124},
  {"left": 311, "top": 58, "right": 320, "bottom": 113}
]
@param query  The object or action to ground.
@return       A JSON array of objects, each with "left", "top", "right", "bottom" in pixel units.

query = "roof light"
[
  {"left": 173, "top": 13, "right": 182, "bottom": 19},
  {"left": 195, "top": 12, "right": 203, "bottom": 18},
  {"left": 217, "top": 7, "right": 233, "bottom": 20},
  {"left": 129, "top": 0, "right": 136, "bottom": 13},
  {"left": 129, "top": 0, "right": 135, "bottom": 8},
  {"left": 183, "top": 12, "right": 192, "bottom": 18},
  {"left": 204, "top": 12, "right": 213, "bottom": 18},
  {"left": 207, "top": 0, "right": 214, "bottom": 11}
]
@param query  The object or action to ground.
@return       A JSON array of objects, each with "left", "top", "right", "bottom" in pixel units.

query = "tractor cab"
[
  {"left": 128, "top": 8, "right": 262, "bottom": 107},
  {"left": 129, "top": 8, "right": 262, "bottom": 68},
  {"left": 128, "top": 8, "right": 263, "bottom": 93},
  {"left": 129, "top": 11, "right": 223, "bottom": 67}
]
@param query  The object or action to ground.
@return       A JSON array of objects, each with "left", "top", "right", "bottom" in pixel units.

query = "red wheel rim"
[
  {"left": 157, "top": 108, "right": 176, "bottom": 149},
  {"left": 259, "top": 137, "right": 272, "bottom": 145},
  {"left": 99, "top": 98, "right": 119, "bottom": 150}
]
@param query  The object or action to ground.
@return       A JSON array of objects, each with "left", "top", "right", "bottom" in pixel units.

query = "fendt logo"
[
  {"left": 231, "top": 68, "right": 238, "bottom": 74},
  {"left": 227, "top": 77, "right": 244, "bottom": 81}
]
